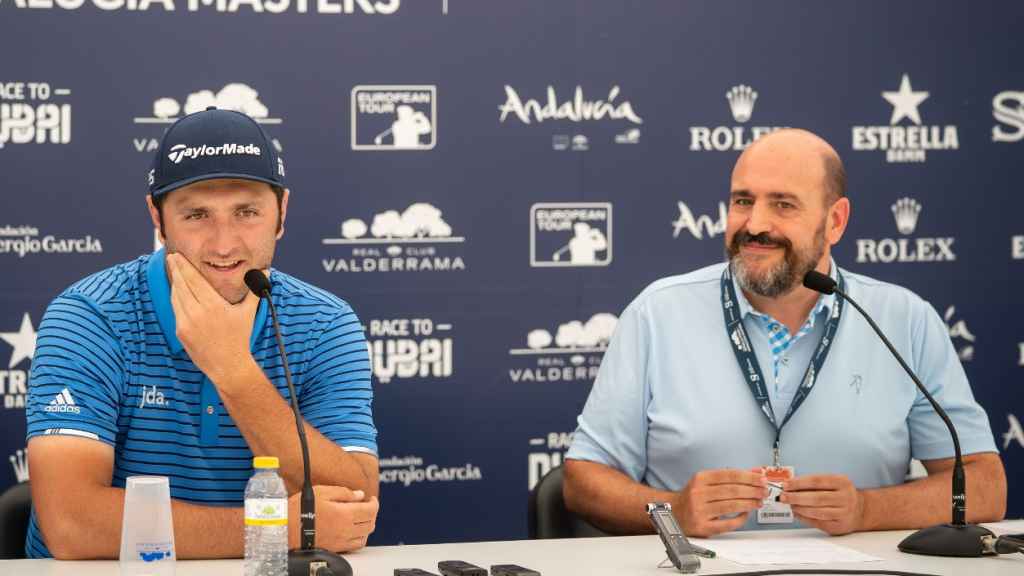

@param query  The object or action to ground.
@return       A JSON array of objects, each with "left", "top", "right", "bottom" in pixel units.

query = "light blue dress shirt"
[{"left": 567, "top": 261, "right": 997, "bottom": 530}]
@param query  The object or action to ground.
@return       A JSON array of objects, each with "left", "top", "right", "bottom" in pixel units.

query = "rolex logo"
[
  {"left": 9, "top": 448, "right": 28, "bottom": 483},
  {"left": 891, "top": 197, "right": 922, "bottom": 235},
  {"left": 857, "top": 196, "right": 954, "bottom": 264},
  {"left": 726, "top": 85, "right": 758, "bottom": 123}
]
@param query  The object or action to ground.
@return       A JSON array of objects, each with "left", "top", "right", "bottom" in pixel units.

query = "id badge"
[{"left": 757, "top": 466, "right": 795, "bottom": 524}]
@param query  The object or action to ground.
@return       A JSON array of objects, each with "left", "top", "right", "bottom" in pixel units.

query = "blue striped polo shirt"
[{"left": 24, "top": 249, "right": 376, "bottom": 558}]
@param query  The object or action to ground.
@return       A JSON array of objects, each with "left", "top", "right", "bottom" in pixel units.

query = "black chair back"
[
  {"left": 0, "top": 482, "right": 31, "bottom": 559},
  {"left": 528, "top": 465, "right": 609, "bottom": 539}
]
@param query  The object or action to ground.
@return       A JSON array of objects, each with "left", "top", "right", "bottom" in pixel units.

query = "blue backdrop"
[{"left": 1, "top": 0, "right": 1021, "bottom": 546}]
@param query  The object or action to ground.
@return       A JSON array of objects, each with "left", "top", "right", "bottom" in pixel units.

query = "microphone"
[
  {"left": 802, "top": 269, "right": 994, "bottom": 557},
  {"left": 244, "top": 270, "right": 353, "bottom": 576}
]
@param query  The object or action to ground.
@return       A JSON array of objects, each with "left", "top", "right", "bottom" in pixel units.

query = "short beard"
[
  {"left": 162, "top": 242, "right": 254, "bottom": 305},
  {"left": 726, "top": 222, "right": 826, "bottom": 298}
]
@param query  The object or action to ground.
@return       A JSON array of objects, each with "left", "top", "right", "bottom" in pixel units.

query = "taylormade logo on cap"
[{"left": 167, "top": 142, "right": 262, "bottom": 164}]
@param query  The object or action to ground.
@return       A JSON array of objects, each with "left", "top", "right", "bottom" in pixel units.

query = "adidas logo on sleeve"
[{"left": 43, "top": 387, "right": 81, "bottom": 414}]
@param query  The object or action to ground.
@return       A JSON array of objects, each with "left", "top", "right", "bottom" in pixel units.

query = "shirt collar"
[
  {"left": 733, "top": 257, "right": 838, "bottom": 328},
  {"left": 146, "top": 248, "right": 269, "bottom": 356}
]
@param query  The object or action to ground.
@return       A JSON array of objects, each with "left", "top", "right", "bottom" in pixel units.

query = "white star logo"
[
  {"left": 0, "top": 313, "right": 37, "bottom": 369},
  {"left": 882, "top": 74, "right": 929, "bottom": 126}
]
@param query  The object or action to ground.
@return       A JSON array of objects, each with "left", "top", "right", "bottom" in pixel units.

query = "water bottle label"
[
  {"left": 135, "top": 541, "right": 174, "bottom": 562},
  {"left": 244, "top": 498, "right": 288, "bottom": 526}
]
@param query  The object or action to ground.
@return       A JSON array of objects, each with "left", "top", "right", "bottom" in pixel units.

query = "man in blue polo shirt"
[
  {"left": 564, "top": 129, "right": 1007, "bottom": 538},
  {"left": 25, "top": 108, "right": 379, "bottom": 558}
]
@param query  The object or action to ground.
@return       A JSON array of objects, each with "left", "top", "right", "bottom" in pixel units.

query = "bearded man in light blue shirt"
[{"left": 564, "top": 129, "right": 1006, "bottom": 538}]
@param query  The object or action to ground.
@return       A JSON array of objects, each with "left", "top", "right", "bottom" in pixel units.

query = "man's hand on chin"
[
  {"left": 780, "top": 474, "right": 865, "bottom": 535},
  {"left": 167, "top": 252, "right": 260, "bottom": 384}
]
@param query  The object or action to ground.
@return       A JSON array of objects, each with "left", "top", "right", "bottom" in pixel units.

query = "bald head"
[{"left": 734, "top": 128, "right": 846, "bottom": 206}]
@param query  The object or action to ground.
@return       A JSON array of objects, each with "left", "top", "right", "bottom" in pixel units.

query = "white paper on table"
[
  {"left": 982, "top": 519, "right": 1024, "bottom": 534},
  {"left": 691, "top": 537, "right": 883, "bottom": 565}
]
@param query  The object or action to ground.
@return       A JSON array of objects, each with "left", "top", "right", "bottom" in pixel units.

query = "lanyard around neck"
[{"left": 721, "top": 266, "right": 845, "bottom": 464}]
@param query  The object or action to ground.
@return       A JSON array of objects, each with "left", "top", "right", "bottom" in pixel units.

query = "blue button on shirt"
[{"left": 567, "top": 261, "right": 997, "bottom": 530}]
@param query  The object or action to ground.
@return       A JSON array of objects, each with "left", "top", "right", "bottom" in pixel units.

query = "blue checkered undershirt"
[{"left": 747, "top": 299, "right": 831, "bottom": 384}]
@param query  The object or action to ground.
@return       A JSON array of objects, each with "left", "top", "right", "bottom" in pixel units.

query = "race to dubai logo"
[
  {"left": 855, "top": 197, "right": 956, "bottom": 263},
  {"left": 852, "top": 74, "right": 959, "bottom": 163},
  {"left": 132, "top": 83, "right": 283, "bottom": 153},
  {"left": 527, "top": 432, "right": 573, "bottom": 490},
  {"left": 689, "top": 84, "right": 784, "bottom": 151},
  {"left": 0, "top": 81, "right": 72, "bottom": 150},
  {"left": 0, "top": 312, "right": 35, "bottom": 411},
  {"left": 672, "top": 200, "right": 727, "bottom": 240},
  {"left": 530, "top": 203, "right": 612, "bottom": 267},
  {"left": 351, "top": 85, "right": 436, "bottom": 150},
  {"left": 365, "top": 317, "right": 454, "bottom": 383},
  {"left": 321, "top": 202, "right": 466, "bottom": 273},
  {"left": 992, "top": 91, "right": 1024, "bottom": 143},
  {"left": 507, "top": 313, "right": 616, "bottom": 383}
]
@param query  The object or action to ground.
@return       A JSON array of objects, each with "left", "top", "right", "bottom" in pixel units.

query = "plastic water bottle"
[{"left": 245, "top": 456, "right": 289, "bottom": 576}]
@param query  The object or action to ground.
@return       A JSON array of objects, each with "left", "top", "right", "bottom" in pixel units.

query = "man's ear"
[
  {"left": 276, "top": 188, "right": 290, "bottom": 240},
  {"left": 827, "top": 197, "right": 850, "bottom": 246},
  {"left": 146, "top": 195, "right": 164, "bottom": 241}
]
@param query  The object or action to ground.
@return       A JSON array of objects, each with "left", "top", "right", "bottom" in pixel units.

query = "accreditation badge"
[{"left": 757, "top": 466, "right": 795, "bottom": 524}]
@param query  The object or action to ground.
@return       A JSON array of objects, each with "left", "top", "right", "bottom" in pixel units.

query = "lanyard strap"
[{"left": 721, "top": 266, "right": 845, "bottom": 463}]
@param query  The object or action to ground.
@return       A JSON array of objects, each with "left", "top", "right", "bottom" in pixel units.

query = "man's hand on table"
[
  {"left": 288, "top": 486, "right": 379, "bottom": 552},
  {"left": 673, "top": 469, "right": 769, "bottom": 537},
  {"left": 780, "top": 474, "right": 864, "bottom": 536}
]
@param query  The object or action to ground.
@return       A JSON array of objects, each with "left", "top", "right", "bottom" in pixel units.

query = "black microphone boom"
[
  {"left": 245, "top": 269, "right": 354, "bottom": 576},
  {"left": 802, "top": 270, "right": 994, "bottom": 557}
]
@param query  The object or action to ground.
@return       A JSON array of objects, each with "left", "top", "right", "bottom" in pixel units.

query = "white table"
[{"left": 4, "top": 521, "right": 1023, "bottom": 576}]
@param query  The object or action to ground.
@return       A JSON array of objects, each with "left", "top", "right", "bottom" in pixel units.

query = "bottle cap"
[{"left": 253, "top": 456, "right": 280, "bottom": 469}]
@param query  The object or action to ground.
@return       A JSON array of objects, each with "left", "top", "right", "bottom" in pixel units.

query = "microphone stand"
[
  {"left": 803, "top": 271, "right": 994, "bottom": 557},
  {"left": 247, "top": 271, "right": 354, "bottom": 576}
]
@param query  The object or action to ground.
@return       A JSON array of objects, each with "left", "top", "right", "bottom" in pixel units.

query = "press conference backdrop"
[{"left": 1, "top": 0, "right": 1022, "bottom": 546}]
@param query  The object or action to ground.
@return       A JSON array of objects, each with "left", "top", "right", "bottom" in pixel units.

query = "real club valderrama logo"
[
  {"left": 321, "top": 202, "right": 466, "bottom": 273},
  {"left": 507, "top": 313, "right": 617, "bottom": 383},
  {"left": 133, "top": 83, "right": 283, "bottom": 154}
]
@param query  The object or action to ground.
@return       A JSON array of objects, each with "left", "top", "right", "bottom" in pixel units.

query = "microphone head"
[
  {"left": 244, "top": 269, "right": 272, "bottom": 297},
  {"left": 802, "top": 270, "right": 837, "bottom": 295}
]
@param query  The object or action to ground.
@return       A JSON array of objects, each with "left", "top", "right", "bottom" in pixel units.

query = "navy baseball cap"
[{"left": 148, "top": 107, "right": 285, "bottom": 198}]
